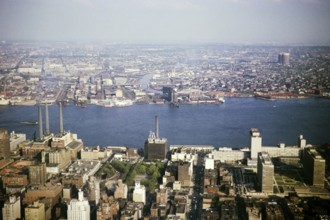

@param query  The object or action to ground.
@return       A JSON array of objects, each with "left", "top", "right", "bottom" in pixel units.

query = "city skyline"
[{"left": 0, "top": 0, "right": 330, "bottom": 45}]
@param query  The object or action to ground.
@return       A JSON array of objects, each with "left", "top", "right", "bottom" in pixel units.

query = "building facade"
[
  {"left": 0, "top": 128, "right": 11, "bottom": 159},
  {"left": 250, "top": 128, "right": 262, "bottom": 159},
  {"left": 144, "top": 132, "right": 168, "bottom": 160},
  {"left": 2, "top": 196, "right": 21, "bottom": 220},
  {"left": 257, "top": 152, "right": 274, "bottom": 193},
  {"left": 302, "top": 148, "right": 325, "bottom": 187},
  {"left": 133, "top": 180, "right": 146, "bottom": 204},
  {"left": 67, "top": 190, "right": 90, "bottom": 220}
]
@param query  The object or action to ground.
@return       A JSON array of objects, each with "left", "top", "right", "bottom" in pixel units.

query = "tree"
[
  {"left": 135, "top": 163, "right": 146, "bottom": 174},
  {"left": 146, "top": 164, "right": 157, "bottom": 175}
]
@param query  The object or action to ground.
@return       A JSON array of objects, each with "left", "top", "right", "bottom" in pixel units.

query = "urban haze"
[{"left": 1, "top": 0, "right": 330, "bottom": 220}]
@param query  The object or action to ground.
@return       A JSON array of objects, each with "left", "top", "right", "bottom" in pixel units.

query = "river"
[{"left": 0, "top": 97, "right": 330, "bottom": 148}]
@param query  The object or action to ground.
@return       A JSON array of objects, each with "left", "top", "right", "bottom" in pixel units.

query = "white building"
[
  {"left": 133, "top": 180, "right": 146, "bottom": 204},
  {"left": 9, "top": 131, "right": 26, "bottom": 151},
  {"left": 173, "top": 181, "right": 182, "bottom": 190},
  {"left": 205, "top": 155, "right": 214, "bottom": 170},
  {"left": 2, "top": 196, "right": 21, "bottom": 220},
  {"left": 211, "top": 147, "right": 246, "bottom": 162},
  {"left": 67, "top": 190, "right": 90, "bottom": 220},
  {"left": 250, "top": 128, "right": 262, "bottom": 159}
]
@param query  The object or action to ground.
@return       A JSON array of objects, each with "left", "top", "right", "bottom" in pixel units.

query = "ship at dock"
[
  {"left": 21, "top": 121, "right": 38, "bottom": 125},
  {"left": 0, "top": 97, "right": 10, "bottom": 106}
]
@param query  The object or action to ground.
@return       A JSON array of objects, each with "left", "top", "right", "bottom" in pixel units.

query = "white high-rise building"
[
  {"left": 205, "top": 155, "right": 214, "bottom": 170},
  {"left": 2, "top": 196, "right": 21, "bottom": 220},
  {"left": 250, "top": 128, "right": 262, "bottom": 159},
  {"left": 133, "top": 180, "right": 146, "bottom": 204},
  {"left": 68, "top": 190, "right": 90, "bottom": 220}
]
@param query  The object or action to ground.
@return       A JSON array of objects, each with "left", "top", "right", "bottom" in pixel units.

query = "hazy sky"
[{"left": 0, "top": 0, "right": 330, "bottom": 44}]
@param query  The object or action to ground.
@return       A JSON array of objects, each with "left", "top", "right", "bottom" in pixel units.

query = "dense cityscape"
[
  {"left": 0, "top": 42, "right": 330, "bottom": 219},
  {"left": 1, "top": 43, "right": 330, "bottom": 108}
]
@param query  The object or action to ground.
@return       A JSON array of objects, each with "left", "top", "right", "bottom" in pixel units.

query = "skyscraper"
[
  {"left": 67, "top": 190, "right": 90, "bottom": 220},
  {"left": 250, "top": 128, "right": 262, "bottom": 159},
  {"left": 278, "top": 53, "right": 290, "bottom": 65},
  {"left": 257, "top": 152, "right": 274, "bottom": 193},
  {"left": 0, "top": 128, "right": 11, "bottom": 159},
  {"left": 178, "top": 161, "right": 193, "bottom": 187},
  {"left": 302, "top": 148, "right": 325, "bottom": 187}
]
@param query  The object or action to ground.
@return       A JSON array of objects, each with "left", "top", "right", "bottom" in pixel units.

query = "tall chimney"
[
  {"left": 38, "top": 104, "right": 44, "bottom": 140},
  {"left": 59, "top": 102, "right": 64, "bottom": 134},
  {"left": 45, "top": 103, "right": 50, "bottom": 135},
  {"left": 155, "top": 115, "right": 159, "bottom": 138}
]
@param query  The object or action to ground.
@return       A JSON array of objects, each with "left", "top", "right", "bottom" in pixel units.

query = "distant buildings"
[
  {"left": 163, "top": 86, "right": 176, "bottom": 102},
  {"left": 278, "top": 52, "right": 290, "bottom": 65}
]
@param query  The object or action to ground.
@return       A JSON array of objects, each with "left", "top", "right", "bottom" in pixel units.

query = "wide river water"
[{"left": 0, "top": 97, "right": 330, "bottom": 148}]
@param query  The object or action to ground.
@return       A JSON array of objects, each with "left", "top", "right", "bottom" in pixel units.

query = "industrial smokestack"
[
  {"left": 45, "top": 103, "right": 50, "bottom": 135},
  {"left": 59, "top": 102, "right": 64, "bottom": 134},
  {"left": 38, "top": 104, "right": 44, "bottom": 140},
  {"left": 155, "top": 115, "right": 159, "bottom": 138}
]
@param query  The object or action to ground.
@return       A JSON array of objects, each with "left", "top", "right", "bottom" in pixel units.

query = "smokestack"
[
  {"left": 45, "top": 103, "right": 50, "bottom": 135},
  {"left": 38, "top": 104, "right": 44, "bottom": 140},
  {"left": 155, "top": 115, "right": 159, "bottom": 138},
  {"left": 59, "top": 102, "right": 64, "bottom": 134}
]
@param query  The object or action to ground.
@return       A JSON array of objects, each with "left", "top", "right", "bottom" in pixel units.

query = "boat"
[
  {"left": 113, "top": 99, "right": 133, "bottom": 107},
  {"left": 21, "top": 121, "right": 38, "bottom": 125},
  {"left": 0, "top": 97, "right": 10, "bottom": 105},
  {"left": 218, "top": 97, "right": 225, "bottom": 103}
]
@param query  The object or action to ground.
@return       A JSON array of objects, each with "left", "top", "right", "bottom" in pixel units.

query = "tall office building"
[
  {"left": 2, "top": 196, "right": 21, "bottom": 220},
  {"left": 302, "top": 148, "right": 325, "bottom": 187},
  {"left": 257, "top": 152, "right": 274, "bottom": 193},
  {"left": 144, "top": 115, "right": 168, "bottom": 160},
  {"left": 133, "top": 180, "right": 146, "bottom": 204},
  {"left": 87, "top": 176, "right": 100, "bottom": 205},
  {"left": 25, "top": 201, "right": 45, "bottom": 220},
  {"left": 278, "top": 53, "right": 290, "bottom": 65},
  {"left": 178, "top": 161, "right": 193, "bottom": 187},
  {"left": 162, "top": 86, "right": 176, "bottom": 102},
  {"left": 67, "top": 190, "right": 90, "bottom": 220},
  {"left": 250, "top": 128, "right": 262, "bottom": 159},
  {"left": 298, "top": 135, "right": 306, "bottom": 148},
  {"left": 29, "top": 163, "right": 46, "bottom": 185},
  {"left": 0, "top": 128, "right": 11, "bottom": 159}
]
